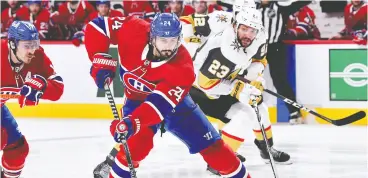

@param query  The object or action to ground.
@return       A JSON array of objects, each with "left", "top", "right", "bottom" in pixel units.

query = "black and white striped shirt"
[{"left": 257, "top": 1, "right": 311, "bottom": 44}]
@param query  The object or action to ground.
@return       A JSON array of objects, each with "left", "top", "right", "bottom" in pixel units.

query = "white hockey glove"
[
  {"left": 230, "top": 79, "right": 262, "bottom": 106},
  {"left": 248, "top": 75, "right": 265, "bottom": 105}
]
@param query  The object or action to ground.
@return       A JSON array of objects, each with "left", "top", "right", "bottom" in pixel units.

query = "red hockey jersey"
[
  {"left": 165, "top": 5, "right": 195, "bottom": 17},
  {"left": 0, "top": 40, "right": 64, "bottom": 105},
  {"left": 85, "top": 9, "right": 123, "bottom": 24},
  {"left": 122, "top": 1, "right": 158, "bottom": 22},
  {"left": 1, "top": 6, "right": 28, "bottom": 33},
  {"left": 84, "top": 16, "right": 195, "bottom": 127},
  {"left": 16, "top": 9, "right": 51, "bottom": 40},
  {"left": 287, "top": 6, "right": 320, "bottom": 39},
  {"left": 54, "top": 1, "right": 95, "bottom": 29},
  {"left": 341, "top": 2, "right": 368, "bottom": 36},
  {"left": 208, "top": 4, "right": 223, "bottom": 13}
]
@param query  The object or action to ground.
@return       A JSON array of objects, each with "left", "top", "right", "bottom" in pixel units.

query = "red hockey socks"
[
  {"left": 200, "top": 140, "right": 250, "bottom": 178},
  {"left": 2, "top": 136, "right": 29, "bottom": 178}
]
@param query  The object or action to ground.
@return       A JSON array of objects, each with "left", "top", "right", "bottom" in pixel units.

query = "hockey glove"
[
  {"left": 72, "top": 31, "right": 85, "bottom": 47},
  {"left": 248, "top": 76, "right": 265, "bottom": 105},
  {"left": 352, "top": 29, "right": 367, "bottom": 45},
  {"left": 18, "top": 74, "right": 47, "bottom": 108},
  {"left": 90, "top": 53, "right": 117, "bottom": 89},
  {"left": 110, "top": 116, "right": 135, "bottom": 142},
  {"left": 230, "top": 79, "right": 262, "bottom": 106}
]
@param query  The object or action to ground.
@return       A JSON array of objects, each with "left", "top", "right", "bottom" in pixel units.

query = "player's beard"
[
  {"left": 153, "top": 50, "right": 173, "bottom": 61},
  {"left": 160, "top": 50, "right": 173, "bottom": 58},
  {"left": 238, "top": 36, "right": 252, "bottom": 48}
]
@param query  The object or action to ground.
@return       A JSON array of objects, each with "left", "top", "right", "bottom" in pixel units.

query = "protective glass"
[
  {"left": 17, "top": 40, "right": 40, "bottom": 51},
  {"left": 238, "top": 25, "right": 258, "bottom": 39},
  {"left": 155, "top": 36, "right": 180, "bottom": 49}
]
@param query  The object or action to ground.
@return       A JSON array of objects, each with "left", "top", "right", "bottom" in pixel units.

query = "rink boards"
[{"left": 5, "top": 41, "right": 367, "bottom": 125}]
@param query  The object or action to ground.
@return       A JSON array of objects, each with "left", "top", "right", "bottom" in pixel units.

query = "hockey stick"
[
  {"left": 251, "top": 102, "right": 278, "bottom": 178},
  {"left": 103, "top": 83, "right": 137, "bottom": 178},
  {"left": 236, "top": 76, "right": 366, "bottom": 126}
]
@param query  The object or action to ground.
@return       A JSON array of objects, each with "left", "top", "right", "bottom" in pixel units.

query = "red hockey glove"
[
  {"left": 110, "top": 116, "right": 136, "bottom": 142},
  {"left": 72, "top": 31, "right": 85, "bottom": 47},
  {"left": 90, "top": 53, "right": 117, "bottom": 89},
  {"left": 18, "top": 74, "right": 47, "bottom": 108},
  {"left": 353, "top": 29, "right": 367, "bottom": 45}
]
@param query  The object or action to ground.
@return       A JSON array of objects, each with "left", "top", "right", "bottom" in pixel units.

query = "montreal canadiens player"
[
  {"left": 0, "top": 21, "right": 64, "bottom": 178},
  {"left": 84, "top": 13, "right": 251, "bottom": 178},
  {"left": 92, "top": 2, "right": 257, "bottom": 177},
  {"left": 190, "top": 9, "right": 292, "bottom": 175}
]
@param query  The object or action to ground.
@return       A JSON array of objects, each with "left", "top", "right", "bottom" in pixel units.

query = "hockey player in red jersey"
[
  {"left": 331, "top": 0, "right": 367, "bottom": 44},
  {"left": 16, "top": 0, "right": 51, "bottom": 40},
  {"left": 192, "top": 0, "right": 223, "bottom": 14},
  {"left": 286, "top": 6, "right": 321, "bottom": 39},
  {"left": 1, "top": 0, "right": 28, "bottom": 37},
  {"left": 0, "top": 21, "right": 64, "bottom": 178},
  {"left": 72, "top": 0, "right": 124, "bottom": 47},
  {"left": 85, "top": 0, "right": 123, "bottom": 24},
  {"left": 165, "top": 0, "right": 195, "bottom": 17},
  {"left": 121, "top": 1, "right": 158, "bottom": 22},
  {"left": 52, "top": 0, "right": 95, "bottom": 39},
  {"left": 342, "top": 0, "right": 367, "bottom": 36},
  {"left": 84, "top": 13, "right": 252, "bottom": 178}
]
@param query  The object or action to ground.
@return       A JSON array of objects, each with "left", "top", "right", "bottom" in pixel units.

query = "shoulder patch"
[
  {"left": 215, "top": 13, "right": 229, "bottom": 23},
  {"left": 89, "top": 16, "right": 108, "bottom": 36}
]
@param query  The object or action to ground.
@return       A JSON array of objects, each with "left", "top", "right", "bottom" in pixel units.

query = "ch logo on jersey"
[{"left": 122, "top": 72, "right": 156, "bottom": 95}]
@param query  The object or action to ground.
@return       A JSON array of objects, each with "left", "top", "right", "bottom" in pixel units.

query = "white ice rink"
[{"left": 11, "top": 119, "right": 368, "bottom": 178}]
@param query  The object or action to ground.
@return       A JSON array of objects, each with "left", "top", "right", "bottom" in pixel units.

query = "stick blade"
[{"left": 332, "top": 111, "right": 366, "bottom": 126}]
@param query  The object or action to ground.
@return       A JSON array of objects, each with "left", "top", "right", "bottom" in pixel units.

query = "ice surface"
[{"left": 8, "top": 119, "right": 367, "bottom": 178}]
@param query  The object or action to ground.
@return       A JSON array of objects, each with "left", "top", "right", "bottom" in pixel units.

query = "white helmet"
[
  {"left": 235, "top": 7, "right": 263, "bottom": 31},
  {"left": 232, "top": 0, "right": 256, "bottom": 18},
  {"left": 233, "top": 8, "right": 263, "bottom": 48}
]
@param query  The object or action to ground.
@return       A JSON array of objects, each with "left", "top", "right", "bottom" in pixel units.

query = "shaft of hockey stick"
[
  {"left": 236, "top": 76, "right": 366, "bottom": 126},
  {"left": 104, "top": 83, "right": 137, "bottom": 178},
  {"left": 251, "top": 102, "right": 279, "bottom": 178}
]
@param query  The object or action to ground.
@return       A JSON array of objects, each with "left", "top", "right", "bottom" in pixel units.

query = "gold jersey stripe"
[
  {"left": 198, "top": 72, "right": 221, "bottom": 90},
  {"left": 252, "top": 56, "right": 268, "bottom": 67}
]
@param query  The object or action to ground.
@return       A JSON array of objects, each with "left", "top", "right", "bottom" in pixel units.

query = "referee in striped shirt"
[{"left": 257, "top": 0, "right": 311, "bottom": 124}]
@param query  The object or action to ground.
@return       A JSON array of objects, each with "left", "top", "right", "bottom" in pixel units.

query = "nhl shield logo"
[{"left": 267, "top": 9, "right": 276, "bottom": 18}]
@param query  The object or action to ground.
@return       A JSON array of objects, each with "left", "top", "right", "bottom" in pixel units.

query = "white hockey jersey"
[
  {"left": 180, "top": 11, "right": 233, "bottom": 57},
  {"left": 193, "top": 24, "right": 268, "bottom": 98},
  {"left": 207, "top": 10, "right": 233, "bottom": 35}
]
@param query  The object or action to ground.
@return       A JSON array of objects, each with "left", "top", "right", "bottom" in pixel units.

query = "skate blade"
[
  {"left": 263, "top": 159, "right": 293, "bottom": 165},
  {"left": 206, "top": 168, "right": 221, "bottom": 177}
]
